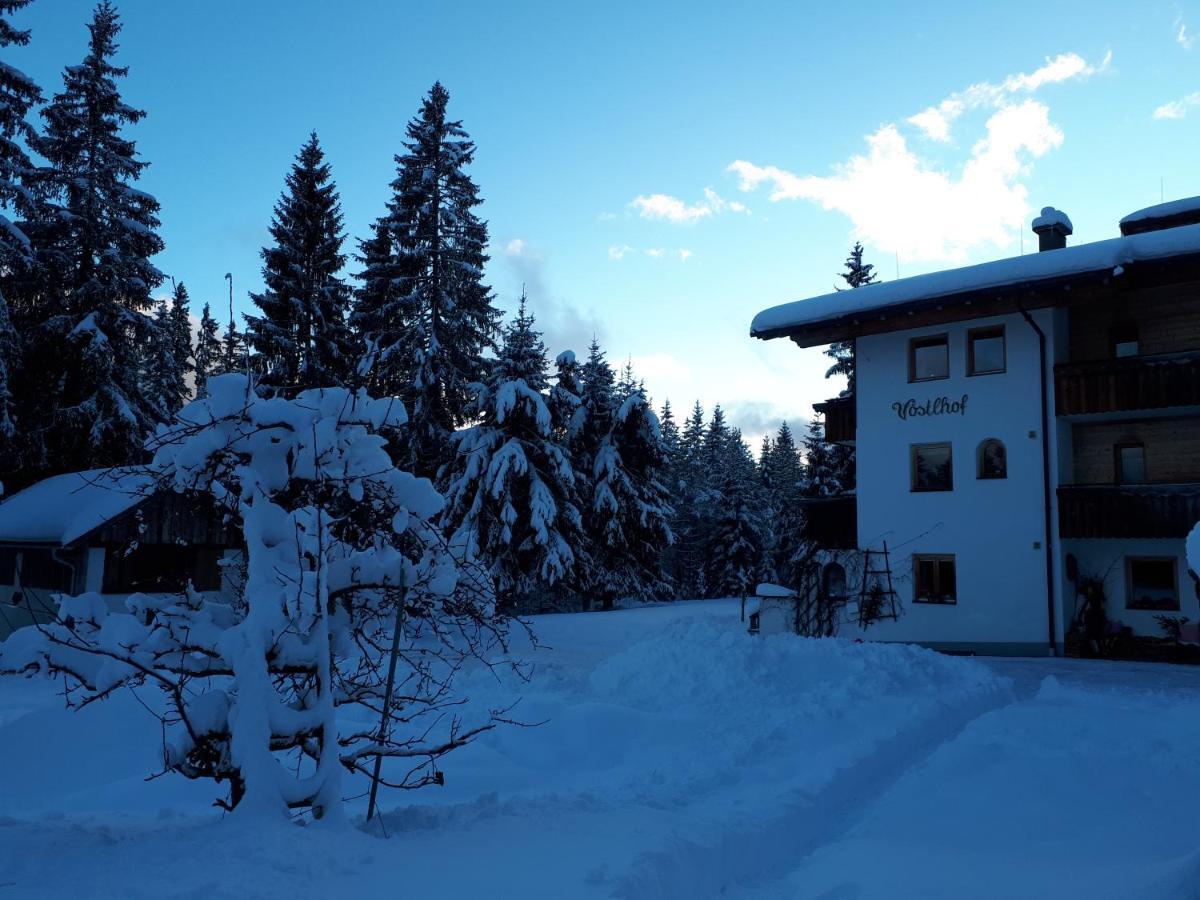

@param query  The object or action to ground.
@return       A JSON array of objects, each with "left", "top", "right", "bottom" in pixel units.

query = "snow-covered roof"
[
  {"left": 1119, "top": 197, "right": 1200, "bottom": 228},
  {"left": 751, "top": 222, "right": 1200, "bottom": 340},
  {"left": 0, "top": 468, "right": 156, "bottom": 546}
]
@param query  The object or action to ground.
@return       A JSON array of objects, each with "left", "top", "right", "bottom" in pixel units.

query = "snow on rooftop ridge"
[
  {"left": 0, "top": 467, "right": 155, "bottom": 545},
  {"left": 1031, "top": 207, "right": 1073, "bottom": 232},
  {"left": 751, "top": 222, "right": 1200, "bottom": 338},
  {"left": 1119, "top": 196, "right": 1200, "bottom": 226}
]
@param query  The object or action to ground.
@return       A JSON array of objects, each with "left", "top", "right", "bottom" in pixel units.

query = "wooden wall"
[
  {"left": 1071, "top": 417, "right": 1200, "bottom": 484},
  {"left": 1068, "top": 282, "right": 1200, "bottom": 361}
]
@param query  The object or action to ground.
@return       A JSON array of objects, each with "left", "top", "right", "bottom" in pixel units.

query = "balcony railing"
[
  {"left": 813, "top": 396, "right": 856, "bottom": 443},
  {"left": 1057, "top": 483, "right": 1200, "bottom": 539},
  {"left": 799, "top": 494, "right": 857, "bottom": 549},
  {"left": 1055, "top": 350, "right": 1200, "bottom": 416}
]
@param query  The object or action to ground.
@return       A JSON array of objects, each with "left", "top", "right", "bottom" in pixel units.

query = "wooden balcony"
[
  {"left": 813, "top": 396, "right": 856, "bottom": 443},
  {"left": 800, "top": 494, "right": 857, "bottom": 550},
  {"left": 1057, "top": 483, "right": 1200, "bottom": 539},
  {"left": 1055, "top": 350, "right": 1200, "bottom": 416}
]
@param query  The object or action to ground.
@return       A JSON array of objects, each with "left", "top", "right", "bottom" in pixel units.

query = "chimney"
[{"left": 1031, "top": 207, "right": 1073, "bottom": 252}]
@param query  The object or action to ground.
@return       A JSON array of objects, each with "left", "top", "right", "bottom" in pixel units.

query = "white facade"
[{"left": 838, "top": 310, "right": 1063, "bottom": 654}]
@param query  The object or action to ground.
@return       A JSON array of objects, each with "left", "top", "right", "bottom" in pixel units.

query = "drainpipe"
[{"left": 1018, "top": 304, "right": 1059, "bottom": 656}]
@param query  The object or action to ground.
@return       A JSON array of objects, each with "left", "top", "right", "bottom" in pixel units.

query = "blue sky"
[{"left": 12, "top": 0, "right": 1200, "bottom": 442}]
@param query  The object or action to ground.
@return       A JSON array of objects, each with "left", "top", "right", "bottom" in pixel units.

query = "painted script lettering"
[{"left": 891, "top": 394, "right": 969, "bottom": 421}]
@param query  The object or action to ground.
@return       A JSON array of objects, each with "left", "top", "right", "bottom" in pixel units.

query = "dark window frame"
[
  {"left": 976, "top": 438, "right": 1007, "bottom": 480},
  {"left": 1125, "top": 556, "right": 1179, "bottom": 611},
  {"left": 1113, "top": 441, "right": 1147, "bottom": 485},
  {"left": 911, "top": 442, "right": 954, "bottom": 492},
  {"left": 967, "top": 325, "right": 1006, "bottom": 376},
  {"left": 914, "top": 553, "right": 957, "bottom": 605},
  {"left": 908, "top": 333, "right": 950, "bottom": 383}
]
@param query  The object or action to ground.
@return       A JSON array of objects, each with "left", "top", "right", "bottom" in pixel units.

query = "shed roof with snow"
[
  {"left": 0, "top": 468, "right": 238, "bottom": 550},
  {"left": 751, "top": 201, "right": 1200, "bottom": 347}
]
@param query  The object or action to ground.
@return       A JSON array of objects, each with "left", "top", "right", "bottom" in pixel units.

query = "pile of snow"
[
  {"left": 1120, "top": 196, "right": 1200, "bottom": 228},
  {"left": 0, "top": 600, "right": 1009, "bottom": 898},
  {"left": 1031, "top": 206, "right": 1073, "bottom": 232}
]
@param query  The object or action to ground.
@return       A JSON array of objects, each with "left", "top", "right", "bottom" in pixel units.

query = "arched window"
[
  {"left": 822, "top": 562, "right": 847, "bottom": 599},
  {"left": 977, "top": 439, "right": 1007, "bottom": 479}
]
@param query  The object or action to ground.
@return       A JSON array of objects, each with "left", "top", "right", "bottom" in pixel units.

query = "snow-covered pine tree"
[
  {"left": 140, "top": 298, "right": 187, "bottom": 419},
  {"left": 442, "top": 297, "right": 583, "bottom": 612},
  {"left": 351, "top": 83, "right": 499, "bottom": 479},
  {"left": 168, "top": 281, "right": 193, "bottom": 397},
  {"left": 825, "top": 242, "right": 876, "bottom": 396},
  {"left": 667, "top": 400, "right": 709, "bottom": 597},
  {"left": 588, "top": 378, "right": 673, "bottom": 609},
  {"left": 220, "top": 314, "right": 245, "bottom": 376},
  {"left": 659, "top": 399, "right": 679, "bottom": 464},
  {"left": 193, "top": 302, "right": 220, "bottom": 398},
  {"left": 769, "top": 421, "right": 809, "bottom": 583},
  {"left": 17, "top": 2, "right": 166, "bottom": 479},
  {"left": 0, "top": 0, "right": 42, "bottom": 469},
  {"left": 802, "top": 415, "right": 839, "bottom": 498},
  {"left": 548, "top": 348, "right": 583, "bottom": 446},
  {"left": 704, "top": 427, "right": 769, "bottom": 595},
  {"left": 245, "top": 133, "right": 354, "bottom": 390}
]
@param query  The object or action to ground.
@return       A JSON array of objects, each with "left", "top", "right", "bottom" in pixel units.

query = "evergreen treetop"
[{"left": 245, "top": 132, "right": 353, "bottom": 390}]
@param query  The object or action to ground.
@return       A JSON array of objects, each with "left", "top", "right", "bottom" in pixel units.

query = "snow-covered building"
[
  {"left": 0, "top": 469, "right": 241, "bottom": 637},
  {"left": 752, "top": 199, "right": 1200, "bottom": 655}
]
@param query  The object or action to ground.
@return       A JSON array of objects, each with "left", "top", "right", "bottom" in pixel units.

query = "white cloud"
[
  {"left": 726, "top": 52, "right": 1111, "bottom": 263},
  {"left": 609, "top": 244, "right": 691, "bottom": 262},
  {"left": 905, "top": 52, "right": 1108, "bottom": 142},
  {"left": 504, "top": 238, "right": 526, "bottom": 257},
  {"left": 1153, "top": 91, "right": 1200, "bottom": 119},
  {"left": 1178, "top": 20, "right": 1197, "bottom": 50},
  {"left": 597, "top": 211, "right": 618, "bottom": 221},
  {"left": 629, "top": 187, "right": 750, "bottom": 224}
]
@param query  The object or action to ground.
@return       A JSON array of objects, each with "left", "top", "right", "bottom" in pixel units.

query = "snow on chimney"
[{"left": 1031, "top": 207, "right": 1073, "bottom": 252}]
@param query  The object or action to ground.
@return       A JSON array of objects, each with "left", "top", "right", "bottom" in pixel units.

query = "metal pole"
[{"left": 367, "top": 567, "right": 407, "bottom": 822}]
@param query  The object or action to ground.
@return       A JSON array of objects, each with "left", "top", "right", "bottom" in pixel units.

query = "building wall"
[
  {"left": 1068, "top": 281, "right": 1200, "bottom": 361},
  {"left": 849, "top": 309, "right": 1060, "bottom": 653},
  {"left": 1061, "top": 537, "right": 1198, "bottom": 635},
  {"left": 1070, "top": 417, "right": 1200, "bottom": 484}
]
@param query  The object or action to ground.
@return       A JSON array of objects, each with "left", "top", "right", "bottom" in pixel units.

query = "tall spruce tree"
[
  {"left": 193, "top": 301, "right": 220, "bottom": 398},
  {"left": 0, "top": 1, "right": 42, "bottom": 470},
  {"left": 245, "top": 132, "right": 353, "bottom": 390},
  {"left": 141, "top": 297, "right": 186, "bottom": 419},
  {"left": 18, "top": 2, "right": 165, "bottom": 479},
  {"left": 825, "top": 242, "right": 876, "bottom": 396},
  {"left": 168, "top": 280, "right": 193, "bottom": 398},
  {"left": 351, "top": 83, "right": 499, "bottom": 478},
  {"left": 769, "top": 421, "right": 808, "bottom": 582},
  {"left": 588, "top": 378, "right": 673, "bottom": 608},
  {"left": 441, "top": 297, "right": 583, "bottom": 612}
]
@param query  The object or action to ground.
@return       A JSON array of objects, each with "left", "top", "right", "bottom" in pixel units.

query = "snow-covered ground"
[{"left": 1, "top": 599, "right": 1198, "bottom": 899}]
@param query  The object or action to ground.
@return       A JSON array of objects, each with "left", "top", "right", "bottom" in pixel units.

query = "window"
[
  {"left": 914, "top": 554, "right": 957, "bottom": 604},
  {"left": 822, "top": 563, "right": 847, "bottom": 599},
  {"left": 1126, "top": 557, "right": 1178, "bottom": 611},
  {"left": 967, "top": 326, "right": 1005, "bottom": 375},
  {"left": 1114, "top": 442, "right": 1146, "bottom": 484},
  {"left": 911, "top": 443, "right": 953, "bottom": 492},
  {"left": 1111, "top": 320, "right": 1139, "bottom": 358},
  {"left": 909, "top": 334, "right": 949, "bottom": 382},
  {"left": 976, "top": 439, "right": 1007, "bottom": 479}
]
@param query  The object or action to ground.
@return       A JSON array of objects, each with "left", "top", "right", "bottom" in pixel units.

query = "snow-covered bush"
[{"left": 1, "top": 374, "right": 514, "bottom": 820}]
